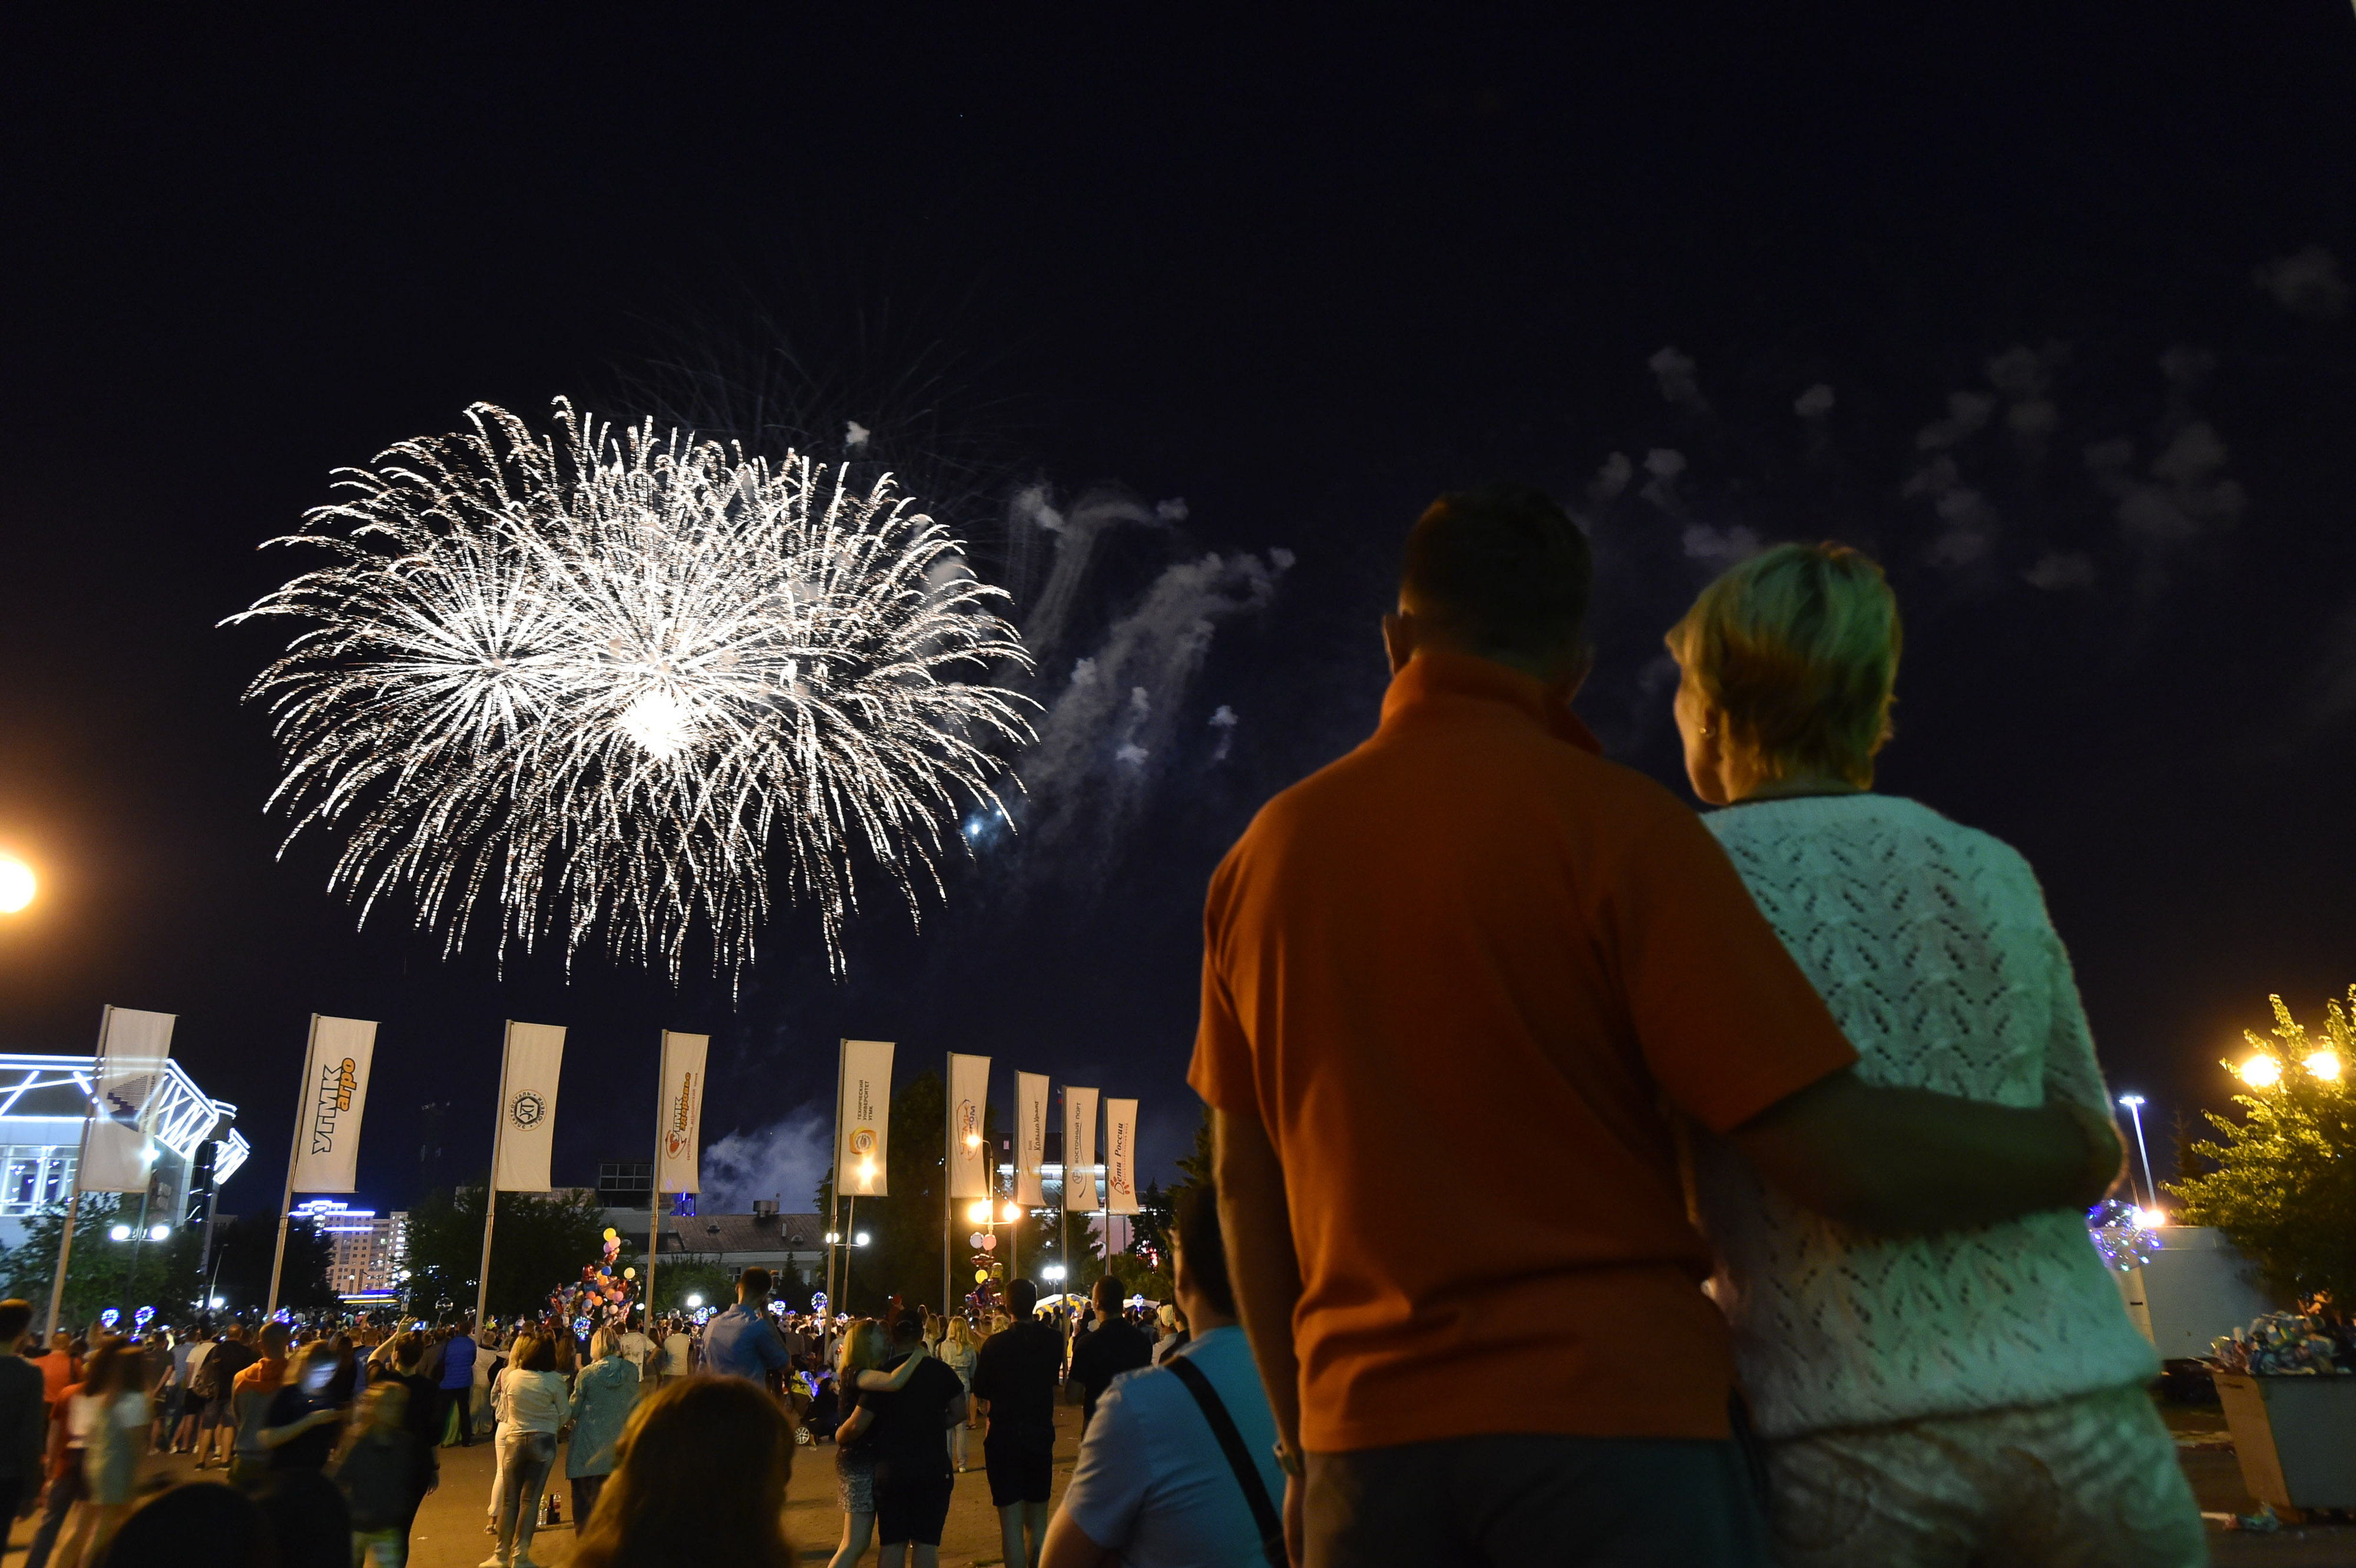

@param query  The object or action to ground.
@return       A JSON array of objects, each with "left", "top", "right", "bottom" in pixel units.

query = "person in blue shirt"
[
  {"left": 1041, "top": 1180, "right": 1286, "bottom": 1568},
  {"left": 438, "top": 1319, "right": 479, "bottom": 1447},
  {"left": 701, "top": 1268, "right": 792, "bottom": 1395}
]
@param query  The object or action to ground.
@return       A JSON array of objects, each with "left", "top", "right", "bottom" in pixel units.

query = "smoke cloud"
[
  {"left": 702, "top": 1099, "right": 834, "bottom": 1215},
  {"left": 2255, "top": 245, "right": 2348, "bottom": 321}
]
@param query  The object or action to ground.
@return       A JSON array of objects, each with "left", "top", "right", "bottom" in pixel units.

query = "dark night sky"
[{"left": 4, "top": 8, "right": 2355, "bottom": 1221}]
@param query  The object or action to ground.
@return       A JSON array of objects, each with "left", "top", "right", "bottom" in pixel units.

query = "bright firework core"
[{"left": 229, "top": 399, "right": 1035, "bottom": 982}]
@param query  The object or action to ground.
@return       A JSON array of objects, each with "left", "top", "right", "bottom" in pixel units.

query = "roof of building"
[
  {"left": 0, "top": 1053, "right": 252, "bottom": 1186},
  {"left": 603, "top": 1209, "right": 825, "bottom": 1257}
]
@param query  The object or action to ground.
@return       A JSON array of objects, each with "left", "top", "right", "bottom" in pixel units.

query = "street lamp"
[
  {"left": 686, "top": 1294, "right": 702, "bottom": 1309},
  {"left": 2116, "top": 1095, "right": 2158, "bottom": 1215},
  {"left": 147, "top": 1224, "right": 169, "bottom": 1243},
  {"left": 854, "top": 1232, "right": 869, "bottom": 1247},
  {"left": 107, "top": 1223, "right": 131, "bottom": 1243},
  {"left": 0, "top": 855, "right": 34, "bottom": 914}
]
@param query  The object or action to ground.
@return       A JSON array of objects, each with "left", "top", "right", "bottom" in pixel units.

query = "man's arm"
[
  {"left": 1729, "top": 1067, "right": 2122, "bottom": 1233},
  {"left": 1040, "top": 1508, "right": 1116, "bottom": 1568},
  {"left": 1214, "top": 1107, "right": 1303, "bottom": 1456}
]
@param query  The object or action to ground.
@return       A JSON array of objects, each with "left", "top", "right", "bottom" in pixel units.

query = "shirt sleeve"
[
  {"left": 1614, "top": 811, "right": 1859, "bottom": 1133},
  {"left": 1186, "top": 851, "right": 1258, "bottom": 1116},
  {"left": 1061, "top": 1377, "right": 1149, "bottom": 1552}
]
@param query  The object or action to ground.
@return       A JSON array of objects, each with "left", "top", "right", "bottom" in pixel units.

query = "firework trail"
[{"left": 227, "top": 399, "right": 1035, "bottom": 983}]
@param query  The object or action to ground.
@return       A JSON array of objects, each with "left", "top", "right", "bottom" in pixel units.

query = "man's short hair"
[
  {"left": 1401, "top": 484, "right": 1593, "bottom": 665},
  {"left": 1006, "top": 1278, "right": 1039, "bottom": 1316},
  {"left": 1091, "top": 1275, "right": 1123, "bottom": 1314},
  {"left": 1171, "top": 1181, "right": 1237, "bottom": 1319},
  {"left": 891, "top": 1311, "right": 924, "bottom": 1343},
  {"left": 0, "top": 1301, "right": 32, "bottom": 1343},
  {"left": 739, "top": 1266, "right": 773, "bottom": 1296}
]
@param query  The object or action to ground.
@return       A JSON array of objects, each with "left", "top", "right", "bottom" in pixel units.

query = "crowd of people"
[{"left": 8, "top": 487, "right": 2209, "bottom": 1566}]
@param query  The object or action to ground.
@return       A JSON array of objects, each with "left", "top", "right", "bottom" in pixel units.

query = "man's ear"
[
  {"left": 1382, "top": 611, "right": 1417, "bottom": 674},
  {"left": 1556, "top": 644, "right": 1594, "bottom": 704}
]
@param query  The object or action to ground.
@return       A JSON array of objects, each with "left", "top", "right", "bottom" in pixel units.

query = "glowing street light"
[
  {"left": 107, "top": 1223, "right": 131, "bottom": 1243},
  {"left": 854, "top": 1232, "right": 870, "bottom": 1247},
  {"left": 0, "top": 856, "right": 32, "bottom": 914},
  {"left": 2240, "top": 1055, "right": 2282, "bottom": 1089},
  {"left": 1000, "top": 1200, "right": 1020, "bottom": 1224},
  {"left": 686, "top": 1294, "right": 703, "bottom": 1309},
  {"left": 968, "top": 1200, "right": 993, "bottom": 1225},
  {"left": 2116, "top": 1094, "right": 2158, "bottom": 1212},
  {"left": 147, "top": 1224, "right": 170, "bottom": 1243},
  {"left": 2305, "top": 1050, "right": 2342, "bottom": 1081}
]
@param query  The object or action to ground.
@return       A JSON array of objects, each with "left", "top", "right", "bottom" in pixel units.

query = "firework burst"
[{"left": 228, "top": 399, "right": 1034, "bottom": 982}]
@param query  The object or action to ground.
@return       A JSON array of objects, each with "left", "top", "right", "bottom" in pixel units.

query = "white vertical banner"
[
  {"left": 82, "top": 1007, "right": 175, "bottom": 1192},
  {"left": 656, "top": 1031, "right": 709, "bottom": 1195},
  {"left": 1014, "top": 1071, "right": 1049, "bottom": 1208},
  {"left": 947, "top": 1053, "right": 992, "bottom": 1200},
  {"left": 1062, "top": 1086, "right": 1099, "bottom": 1212},
  {"left": 1104, "top": 1097, "right": 1141, "bottom": 1215},
  {"left": 289, "top": 1015, "right": 377, "bottom": 1194},
  {"left": 838, "top": 1038, "right": 894, "bottom": 1197},
  {"left": 493, "top": 1021, "right": 565, "bottom": 1192}
]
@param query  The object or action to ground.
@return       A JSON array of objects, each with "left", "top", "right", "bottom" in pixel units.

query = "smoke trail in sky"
[{"left": 703, "top": 1099, "right": 833, "bottom": 1213}]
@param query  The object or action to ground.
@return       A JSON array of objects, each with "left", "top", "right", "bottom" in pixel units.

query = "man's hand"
[
  {"left": 1215, "top": 1107, "right": 1308, "bottom": 1526},
  {"left": 1285, "top": 1472, "right": 1304, "bottom": 1568},
  {"left": 1729, "top": 1067, "right": 2123, "bottom": 1233}
]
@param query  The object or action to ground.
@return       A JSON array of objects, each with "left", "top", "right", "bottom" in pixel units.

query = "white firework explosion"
[{"left": 227, "top": 399, "right": 1035, "bottom": 982}]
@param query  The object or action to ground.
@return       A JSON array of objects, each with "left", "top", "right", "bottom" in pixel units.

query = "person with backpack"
[{"left": 1041, "top": 1180, "right": 1285, "bottom": 1568}]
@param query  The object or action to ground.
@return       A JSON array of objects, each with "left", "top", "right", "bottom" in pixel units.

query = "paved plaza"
[{"left": 5, "top": 1394, "right": 2352, "bottom": 1566}]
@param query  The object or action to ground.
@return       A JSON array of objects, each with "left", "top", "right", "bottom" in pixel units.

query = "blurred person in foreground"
[
  {"left": 1666, "top": 542, "right": 2203, "bottom": 1566},
  {"left": 335, "top": 1381, "right": 425, "bottom": 1567},
  {"left": 1195, "top": 485, "right": 2127, "bottom": 1567},
  {"left": 1044, "top": 1179, "right": 1285, "bottom": 1568},
  {"left": 569, "top": 1376, "right": 796, "bottom": 1568},
  {"left": 0, "top": 1301, "right": 45, "bottom": 1524}
]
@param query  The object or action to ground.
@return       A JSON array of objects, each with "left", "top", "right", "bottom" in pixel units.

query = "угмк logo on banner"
[
  {"left": 665, "top": 1074, "right": 694, "bottom": 1161},
  {"left": 311, "top": 1057, "right": 359, "bottom": 1156}
]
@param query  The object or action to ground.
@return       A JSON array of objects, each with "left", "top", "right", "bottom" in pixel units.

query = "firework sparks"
[{"left": 227, "top": 399, "right": 1034, "bottom": 982}]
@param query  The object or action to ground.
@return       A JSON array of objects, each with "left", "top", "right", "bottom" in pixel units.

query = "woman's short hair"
[
  {"left": 513, "top": 1334, "right": 558, "bottom": 1372},
  {"left": 1667, "top": 541, "right": 1901, "bottom": 787}
]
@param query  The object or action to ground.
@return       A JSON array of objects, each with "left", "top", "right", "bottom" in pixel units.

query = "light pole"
[{"left": 2117, "top": 1094, "right": 2158, "bottom": 1215}]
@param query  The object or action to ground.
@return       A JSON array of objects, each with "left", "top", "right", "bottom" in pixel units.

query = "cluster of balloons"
[{"left": 552, "top": 1226, "right": 641, "bottom": 1328}]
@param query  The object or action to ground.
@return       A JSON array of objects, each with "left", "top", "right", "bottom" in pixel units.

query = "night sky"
[{"left": 5, "top": 10, "right": 2354, "bottom": 1222}]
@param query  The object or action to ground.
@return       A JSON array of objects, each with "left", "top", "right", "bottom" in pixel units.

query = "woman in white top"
[
  {"left": 56, "top": 1338, "right": 148, "bottom": 1565},
  {"left": 937, "top": 1316, "right": 980, "bottom": 1473},
  {"left": 486, "top": 1332, "right": 570, "bottom": 1568},
  {"left": 1666, "top": 542, "right": 2203, "bottom": 1567}
]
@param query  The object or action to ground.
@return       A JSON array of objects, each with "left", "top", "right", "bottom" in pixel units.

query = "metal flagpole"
[
  {"left": 933, "top": 1050, "right": 942, "bottom": 1309},
  {"left": 647, "top": 1043, "right": 664, "bottom": 1331},
  {"left": 266, "top": 1014, "right": 319, "bottom": 1319},
  {"left": 474, "top": 1022, "right": 514, "bottom": 1331},
  {"left": 943, "top": 1051, "right": 952, "bottom": 1317},
  {"left": 826, "top": 1040, "right": 843, "bottom": 1322},
  {"left": 45, "top": 1007, "right": 109, "bottom": 1344},
  {"left": 843, "top": 1195, "right": 857, "bottom": 1316}
]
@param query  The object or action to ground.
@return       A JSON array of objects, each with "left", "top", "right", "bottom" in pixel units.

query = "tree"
[
  {"left": 648, "top": 1255, "right": 737, "bottom": 1315},
  {"left": 210, "top": 1213, "right": 335, "bottom": 1315},
  {"left": 818, "top": 1070, "right": 1001, "bottom": 1316},
  {"left": 2170, "top": 988, "right": 2356, "bottom": 1309},
  {"left": 0, "top": 1193, "right": 214, "bottom": 1329},
  {"left": 401, "top": 1183, "right": 607, "bottom": 1322}
]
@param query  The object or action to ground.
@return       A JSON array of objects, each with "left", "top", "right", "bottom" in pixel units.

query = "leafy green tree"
[
  {"left": 818, "top": 1070, "right": 1001, "bottom": 1316},
  {"left": 648, "top": 1255, "right": 738, "bottom": 1314},
  {"left": 2170, "top": 988, "right": 2356, "bottom": 1309},
  {"left": 209, "top": 1212, "right": 336, "bottom": 1314},
  {"left": 0, "top": 1193, "right": 214, "bottom": 1329},
  {"left": 401, "top": 1182, "right": 607, "bottom": 1322}
]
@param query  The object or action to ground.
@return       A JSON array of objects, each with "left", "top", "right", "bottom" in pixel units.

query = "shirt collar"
[{"left": 1379, "top": 650, "right": 1601, "bottom": 755}]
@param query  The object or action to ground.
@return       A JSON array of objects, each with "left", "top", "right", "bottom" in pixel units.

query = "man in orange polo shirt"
[{"left": 1194, "top": 485, "right": 2123, "bottom": 1567}]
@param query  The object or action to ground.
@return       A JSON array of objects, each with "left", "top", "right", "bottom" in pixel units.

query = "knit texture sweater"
[{"left": 1694, "top": 793, "right": 2158, "bottom": 1440}]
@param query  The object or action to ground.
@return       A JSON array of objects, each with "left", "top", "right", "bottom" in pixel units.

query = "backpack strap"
[{"left": 1163, "top": 1355, "right": 1286, "bottom": 1568}]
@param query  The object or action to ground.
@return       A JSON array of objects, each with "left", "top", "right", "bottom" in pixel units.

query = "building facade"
[
  {"left": 0, "top": 1053, "right": 251, "bottom": 1251},
  {"left": 292, "top": 1199, "right": 408, "bottom": 1299}
]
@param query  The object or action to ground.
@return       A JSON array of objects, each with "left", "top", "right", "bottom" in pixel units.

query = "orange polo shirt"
[{"left": 1189, "top": 651, "right": 1857, "bottom": 1451}]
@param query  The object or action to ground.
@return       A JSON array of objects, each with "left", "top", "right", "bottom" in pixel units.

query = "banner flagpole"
[
  {"left": 647, "top": 1044, "right": 664, "bottom": 1329},
  {"left": 827, "top": 1038, "right": 843, "bottom": 1322},
  {"left": 943, "top": 1050, "right": 952, "bottom": 1318},
  {"left": 475, "top": 1021, "right": 514, "bottom": 1331},
  {"left": 264, "top": 1013, "right": 322, "bottom": 1319},
  {"left": 44, "top": 1006, "right": 108, "bottom": 1343},
  {"left": 933, "top": 1050, "right": 942, "bottom": 1309}
]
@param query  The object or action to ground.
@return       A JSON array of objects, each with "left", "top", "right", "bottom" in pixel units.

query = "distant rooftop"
[{"left": 0, "top": 1053, "right": 250, "bottom": 1185}]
